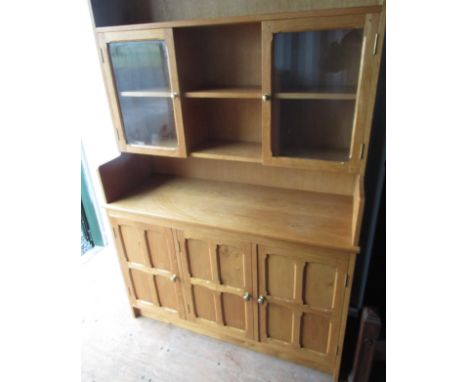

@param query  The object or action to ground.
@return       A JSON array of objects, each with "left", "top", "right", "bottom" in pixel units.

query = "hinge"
[
  {"left": 336, "top": 345, "right": 340, "bottom": 356},
  {"left": 359, "top": 143, "right": 365, "bottom": 160},
  {"left": 187, "top": 304, "right": 191, "bottom": 314},
  {"left": 115, "top": 128, "right": 120, "bottom": 141},
  {"left": 99, "top": 47, "right": 105, "bottom": 63},
  {"left": 344, "top": 274, "right": 349, "bottom": 288},
  {"left": 372, "top": 33, "right": 379, "bottom": 56},
  {"left": 112, "top": 227, "right": 117, "bottom": 239},
  {"left": 177, "top": 240, "right": 181, "bottom": 253}
]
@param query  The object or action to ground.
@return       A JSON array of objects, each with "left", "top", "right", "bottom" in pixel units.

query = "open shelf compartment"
[
  {"left": 174, "top": 23, "right": 261, "bottom": 93},
  {"left": 98, "top": 154, "right": 357, "bottom": 250},
  {"left": 183, "top": 98, "right": 262, "bottom": 163}
]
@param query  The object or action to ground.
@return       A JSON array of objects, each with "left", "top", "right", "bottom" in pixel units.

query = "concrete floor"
[{"left": 81, "top": 245, "right": 332, "bottom": 382}]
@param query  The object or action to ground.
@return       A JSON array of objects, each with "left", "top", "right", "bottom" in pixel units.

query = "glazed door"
[
  {"left": 111, "top": 218, "right": 185, "bottom": 319},
  {"left": 99, "top": 29, "right": 186, "bottom": 157},
  {"left": 262, "top": 13, "right": 380, "bottom": 171},
  {"left": 257, "top": 244, "right": 349, "bottom": 372},
  {"left": 176, "top": 229, "right": 255, "bottom": 340}
]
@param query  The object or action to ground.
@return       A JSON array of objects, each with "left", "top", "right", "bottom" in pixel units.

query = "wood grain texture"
[
  {"left": 173, "top": 23, "right": 261, "bottom": 90},
  {"left": 276, "top": 92, "right": 356, "bottom": 100},
  {"left": 257, "top": 243, "right": 349, "bottom": 373},
  {"left": 176, "top": 228, "right": 255, "bottom": 340},
  {"left": 111, "top": 217, "right": 186, "bottom": 319},
  {"left": 190, "top": 140, "right": 262, "bottom": 163},
  {"left": 152, "top": 156, "right": 357, "bottom": 196},
  {"left": 105, "top": 175, "right": 355, "bottom": 251},
  {"left": 98, "top": 153, "right": 153, "bottom": 203},
  {"left": 352, "top": 175, "right": 365, "bottom": 245},
  {"left": 185, "top": 87, "right": 261, "bottom": 99}
]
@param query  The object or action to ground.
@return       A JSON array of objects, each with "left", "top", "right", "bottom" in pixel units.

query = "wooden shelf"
[
  {"left": 275, "top": 92, "right": 356, "bottom": 100},
  {"left": 120, "top": 89, "right": 172, "bottom": 98},
  {"left": 105, "top": 175, "right": 355, "bottom": 251},
  {"left": 278, "top": 147, "right": 350, "bottom": 162},
  {"left": 184, "top": 87, "right": 261, "bottom": 99},
  {"left": 191, "top": 140, "right": 261, "bottom": 163}
]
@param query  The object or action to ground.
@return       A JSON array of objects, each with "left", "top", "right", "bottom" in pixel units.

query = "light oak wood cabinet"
[{"left": 90, "top": 1, "right": 385, "bottom": 380}]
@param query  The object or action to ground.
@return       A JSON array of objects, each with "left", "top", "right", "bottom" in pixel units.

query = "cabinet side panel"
[{"left": 99, "top": 153, "right": 153, "bottom": 203}]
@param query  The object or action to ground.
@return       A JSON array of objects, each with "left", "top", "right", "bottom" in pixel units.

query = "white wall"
[{"left": 80, "top": 6, "right": 120, "bottom": 244}]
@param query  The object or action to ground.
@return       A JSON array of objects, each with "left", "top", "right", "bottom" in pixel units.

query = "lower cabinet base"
[
  {"left": 133, "top": 304, "right": 336, "bottom": 378},
  {"left": 110, "top": 216, "right": 354, "bottom": 382}
]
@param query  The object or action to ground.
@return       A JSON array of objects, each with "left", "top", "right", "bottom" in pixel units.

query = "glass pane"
[
  {"left": 119, "top": 97, "right": 177, "bottom": 147},
  {"left": 272, "top": 99, "right": 355, "bottom": 162},
  {"left": 109, "top": 41, "right": 171, "bottom": 91},
  {"left": 109, "top": 40, "right": 178, "bottom": 148},
  {"left": 271, "top": 28, "right": 363, "bottom": 162},
  {"left": 273, "top": 29, "right": 363, "bottom": 93}
]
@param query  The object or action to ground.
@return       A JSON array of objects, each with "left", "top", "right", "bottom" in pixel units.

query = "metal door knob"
[
  {"left": 171, "top": 92, "right": 179, "bottom": 99},
  {"left": 257, "top": 295, "right": 265, "bottom": 304},
  {"left": 170, "top": 274, "right": 177, "bottom": 282},
  {"left": 262, "top": 94, "right": 271, "bottom": 101},
  {"left": 243, "top": 292, "right": 251, "bottom": 301}
]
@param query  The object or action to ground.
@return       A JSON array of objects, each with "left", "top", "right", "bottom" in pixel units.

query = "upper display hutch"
[
  {"left": 89, "top": 1, "right": 385, "bottom": 381},
  {"left": 93, "top": 0, "right": 384, "bottom": 173}
]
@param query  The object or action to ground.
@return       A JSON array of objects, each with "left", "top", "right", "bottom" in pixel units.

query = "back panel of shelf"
[
  {"left": 173, "top": 23, "right": 261, "bottom": 91},
  {"left": 183, "top": 98, "right": 262, "bottom": 162}
]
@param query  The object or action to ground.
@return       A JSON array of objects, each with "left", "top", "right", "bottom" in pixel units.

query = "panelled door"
[
  {"left": 110, "top": 218, "right": 185, "bottom": 319},
  {"left": 257, "top": 244, "right": 349, "bottom": 372},
  {"left": 99, "top": 28, "right": 187, "bottom": 157},
  {"left": 176, "top": 228, "right": 255, "bottom": 340}
]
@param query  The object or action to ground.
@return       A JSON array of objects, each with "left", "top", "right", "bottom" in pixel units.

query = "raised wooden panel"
[
  {"left": 301, "top": 313, "right": 331, "bottom": 354},
  {"left": 303, "top": 262, "right": 337, "bottom": 310},
  {"left": 267, "top": 303, "right": 293, "bottom": 343},
  {"left": 222, "top": 293, "right": 245, "bottom": 330},
  {"left": 146, "top": 229, "right": 172, "bottom": 269},
  {"left": 218, "top": 244, "right": 245, "bottom": 288},
  {"left": 120, "top": 225, "right": 145, "bottom": 264},
  {"left": 130, "top": 269, "right": 157, "bottom": 304},
  {"left": 192, "top": 285, "right": 216, "bottom": 322},
  {"left": 186, "top": 239, "right": 212, "bottom": 280},
  {"left": 155, "top": 275, "right": 178, "bottom": 310},
  {"left": 177, "top": 229, "right": 254, "bottom": 340},
  {"left": 266, "top": 254, "right": 295, "bottom": 300}
]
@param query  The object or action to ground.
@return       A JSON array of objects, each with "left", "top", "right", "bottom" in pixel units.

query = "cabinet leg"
[{"left": 132, "top": 307, "right": 141, "bottom": 318}]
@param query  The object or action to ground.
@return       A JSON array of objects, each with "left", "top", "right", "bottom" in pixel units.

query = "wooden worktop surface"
[{"left": 106, "top": 175, "right": 356, "bottom": 252}]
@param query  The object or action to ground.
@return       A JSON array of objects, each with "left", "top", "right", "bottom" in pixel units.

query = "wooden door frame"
[
  {"left": 110, "top": 217, "right": 186, "bottom": 320},
  {"left": 261, "top": 12, "right": 380, "bottom": 173},
  {"left": 98, "top": 28, "right": 187, "bottom": 158},
  {"left": 256, "top": 243, "right": 350, "bottom": 372}
]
